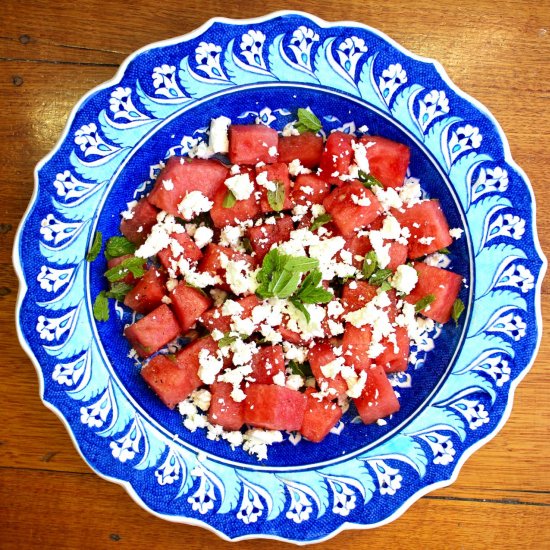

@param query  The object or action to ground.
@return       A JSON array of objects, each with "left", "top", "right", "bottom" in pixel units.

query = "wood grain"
[{"left": 1, "top": 0, "right": 549, "bottom": 547}]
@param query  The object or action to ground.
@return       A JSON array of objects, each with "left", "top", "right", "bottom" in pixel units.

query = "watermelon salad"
[{"left": 90, "top": 109, "right": 465, "bottom": 460}]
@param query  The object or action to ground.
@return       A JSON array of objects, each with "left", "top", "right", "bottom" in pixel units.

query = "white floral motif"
[
  {"left": 40, "top": 215, "right": 81, "bottom": 246},
  {"left": 109, "top": 86, "right": 150, "bottom": 121},
  {"left": 327, "top": 479, "right": 357, "bottom": 516},
  {"left": 379, "top": 63, "right": 407, "bottom": 104},
  {"left": 195, "top": 42, "right": 227, "bottom": 80},
  {"left": 74, "top": 123, "right": 119, "bottom": 157},
  {"left": 471, "top": 166, "right": 509, "bottom": 202},
  {"left": 450, "top": 398, "right": 490, "bottom": 430},
  {"left": 152, "top": 64, "right": 186, "bottom": 98},
  {"left": 495, "top": 263, "right": 534, "bottom": 293},
  {"left": 53, "top": 170, "right": 97, "bottom": 201},
  {"left": 448, "top": 124, "right": 482, "bottom": 163},
  {"left": 240, "top": 30, "right": 267, "bottom": 69},
  {"left": 155, "top": 447, "right": 181, "bottom": 485},
  {"left": 37, "top": 265, "right": 74, "bottom": 293},
  {"left": 80, "top": 388, "right": 112, "bottom": 428},
  {"left": 486, "top": 213, "right": 526, "bottom": 242},
  {"left": 110, "top": 418, "right": 143, "bottom": 463},
  {"left": 368, "top": 460, "right": 403, "bottom": 495},
  {"left": 474, "top": 354, "right": 511, "bottom": 387},
  {"left": 336, "top": 37, "right": 368, "bottom": 79},
  {"left": 289, "top": 26, "right": 320, "bottom": 70},
  {"left": 285, "top": 486, "right": 313, "bottom": 523},
  {"left": 418, "top": 432, "right": 456, "bottom": 465},
  {"left": 36, "top": 309, "right": 77, "bottom": 341},
  {"left": 486, "top": 311, "right": 526, "bottom": 341},
  {"left": 417, "top": 90, "right": 450, "bottom": 131},
  {"left": 52, "top": 355, "right": 86, "bottom": 387},
  {"left": 187, "top": 469, "right": 216, "bottom": 513},
  {"left": 237, "top": 485, "right": 265, "bottom": 524}
]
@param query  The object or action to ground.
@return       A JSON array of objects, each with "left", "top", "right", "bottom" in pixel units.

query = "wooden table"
[{"left": 2, "top": 1, "right": 549, "bottom": 548}]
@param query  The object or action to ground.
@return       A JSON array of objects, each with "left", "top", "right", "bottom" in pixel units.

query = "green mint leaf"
[
  {"left": 310, "top": 213, "right": 332, "bottom": 232},
  {"left": 362, "top": 251, "right": 378, "bottom": 279},
  {"left": 415, "top": 294, "right": 436, "bottom": 313},
  {"left": 296, "top": 269, "right": 332, "bottom": 304},
  {"left": 242, "top": 237, "right": 253, "bottom": 254},
  {"left": 218, "top": 333, "right": 238, "bottom": 347},
  {"left": 379, "top": 280, "right": 393, "bottom": 292},
  {"left": 294, "top": 108, "right": 322, "bottom": 134},
  {"left": 186, "top": 283, "right": 208, "bottom": 297},
  {"left": 223, "top": 189, "right": 237, "bottom": 208},
  {"left": 358, "top": 170, "right": 383, "bottom": 189},
  {"left": 86, "top": 231, "right": 102, "bottom": 262},
  {"left": 105, "top": 282, "right": 134, "bottom": 301},
  {"left": 452, "top": 298, "right": 465, "bottom": 325},
  {"left": 369, "top": 268, "right": 392, "bottom": 286},
  {"left": 267, "top": 180, "right": 286, "bottom": 212},
  {"left": 288, "top": 360, "right": 313, "bottom": 378},
  {"left": 283, "top": 256, "right": 319, "bottom": 273},
  {"left": 104, "top": 257, "right": 145, "bottom": 282},
  {"left": 93, "top": 291, "right": 109, "bottom": 321},
  {"left": 439, "top": 247, "right": 451, "bottom": 255},
  {"left": 289, "top": 297, "right": 311, "bottom": 323},
  {"left": 104, "top": 236, "right": 136, "bottom": 260},
  {"left": 271, "top": 270, "right": 302, "bottom": 298}
]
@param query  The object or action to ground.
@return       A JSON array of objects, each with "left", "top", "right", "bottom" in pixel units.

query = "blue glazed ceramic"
[{"left": 14, "top": 12, "right": 546, "bottom": 543}]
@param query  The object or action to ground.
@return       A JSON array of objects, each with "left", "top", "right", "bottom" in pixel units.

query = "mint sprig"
[
  {"left": 310, "top": 213, "right": 332, "bottom": 232},
  {"left": 358, "top": 170, "right": 383, "bottom": 189},
  {"left": 415, "top": 294, "right": 436, "bottom": 313},
  {"left": 86, "top": 231, "right": 102, "bottom": 262},
  {"left": 294, "top": 108, "right": 322, "bottom": 134},
  {"left": 452, "top": 298, "right": 465, "bottom": 325},
  {"left": 105, "top": 236, "right": 136, "bottom": 260},
  {"left": 267, "top": 180, "right": 286, "bottom": 212},
  {"left": 104, "top": 256, "right": 145, "bottom": 282}
]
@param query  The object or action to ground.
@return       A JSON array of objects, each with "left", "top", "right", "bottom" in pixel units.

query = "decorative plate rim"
[{"left": 13, "top": 10, "right": 547, "bottom": 544}]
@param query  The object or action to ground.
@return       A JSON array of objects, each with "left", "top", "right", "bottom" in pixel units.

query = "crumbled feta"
[
  {"left": 311, "top": 204, "right": 326, "bottom": 218},
  {"left": 191, "top": 388, "right": 211, "bottom": 412},
  {"left": 449, "top": 227, "right": 464, "bottom": 239},
  {"left": 209, "top": 116, "right": 231, "bottom": 153},
  {"left": 255, "top": 170, "right": 276, "bottom": 192},
  {"left": 193, "top": 226, "right": 214, "bottom": 248},
  {"left": 320, "top": 357, "right": 346, "bottom": 379},
  {"left": 272, "top": 371, "right": 286, "bottom": 386},
  {"left": 197, "top": 349, "right": 224, "bottom": 385},
  {"left": 399, "top": 180, "right": 422, "bottom": 206},
  {"left": 392, "top": 264, "right": 419, "bottom": 294},
  {"left": 221, "top": 299, "right": 244, "bottom": 317},
  {"left": 135, "top": 212, "right": 184, "bottom": 258},
  {"left": 281, "top": 122, "right": 300, "bottom": 136},
  {"left": 178, "top": 191, "right": 213, "bottom": 220},
  {"left": 368, "top": 230, "right": 391, "bottom": 269},
  {"left": 162, "top": 178, "right": 174, "bottom": 191},
  {"left": 345, "top": 370, "right": 368, "bottom": 398},
  {"left": 288, "top": 159, "right": 311, "bottom": 176},
  {"left": 380, "top": 215, "right": 402, "bottom": 241},
  {"left": 242, "top": 429, "right": 283, "bottom": 461},
  {"left": 374, "top": 186, "right": 403, "bottom": 211},
  {"left": 224, "top": 173, "right": 254, "bottom": 201},
  {"left": 351, "top": 140, "right": 370, "bottom": 173},
  {"left": 286, "top": 374, "right": 305, "bottom": 391}
]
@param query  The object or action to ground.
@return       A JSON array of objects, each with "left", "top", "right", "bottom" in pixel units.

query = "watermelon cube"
[
  {"left": 353, "top": 364, "right": 400, "bottom": 424},
  {"left": 243, "top": 384, "right": 307, "bottom": 431},
  {"left": 198, "top": 244, "right": 256, "bottom": 292},
  {"left": 323, "top": 181, "right": 382, "bottom": 237},
  {"left": 392, "top": 200, "right": 453, "bottom": 259},
  {"left": 377, "top": 326, "right": 410, "bottom": 373},
  {"left": 140, "top": 354, "right": 202, "bottom": 409},
  {"left": 387, "top": 242, "right": 408, "bottom": 271},
  {"left": 300, "top": 388, "right": 343, "bottom": 443},
  {"left": 123, "top": 267, "right": 166, "bottom": 314},
  {"left": 341, "top": 281, "right": 378, "bottom": 314},
  {"left": 291, "top": 173, "right": 331, "bottom": 206},
  {"left": 209, "top": 182, "right": 261, "bottom": 228},
  {"left": 208, "top": 382, "right": 244, "bottom": 431},
  {"left": 277, "top": 132, "right": 324, "bottom": 168},
  {"left": 170, "top": 282, "right": 212, "bottom": 334},
  {"left": 404, "top": 262, "right": 463, "bottom": 324},
  {"left": 147, "top": 157, "right": 228, "bottom": 216},
  {"left": 200, "top": 294, "right": 261, "bottom": 334},
  {"left": 342, "top": 323, "right": 372, "bottom": 372},
  {"left": 228, "top": 124, "right": 279, "bottom": 165},
  {"left": 246, "top": 216, "right": 294, "bottom": 262},
  {"left": 124, "top": 304, "right": 181, "bottom": 358},
  {"left": 343, "top": 233, "right": 373, "bottom": 269},
  {"left": 120, "top": 198, "right": 159, "bottom": 245},
  {"left": 157, "top": 231, "right": 202, "bottom": 274},
  {"left": 256, "top": 163, "right": 293, "bottom": 213},
  {"left": 319, "top": 131, "right": 354, "bottom": 184},
  {"left": 359, "top": 135, "right": 410, "bottom": 189},
  {"left": 308, "top": 342, "right": 348, "bottom": 398},
  {"left": 249, "top": 345, "right": 285, "bottom": 384}
]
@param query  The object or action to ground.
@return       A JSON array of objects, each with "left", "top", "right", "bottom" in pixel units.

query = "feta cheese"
[
  {"left": 272, "top": 371, "right": 286, "bottom": 386},
  {"left": 178, "top": 191, "right": 213, "bottom": 220},
  {"left": 288, "top": 159, "right": 311, "bottom": 176},
  {"left": 351, "top": 140, "right": 370, "bottom": 173},
  {"left": 209, "top": 115, "right": 231, "bottom": 153},
  {"left": 380, "top": 215, "right": 402, "bottom": 241},
  {"left": 224, "top": 173, "right": 254, "bottom": 201},
  {"left": 162, "top": 178, "right": 174, "bottom": 191},
  {"left": 221, "top": 299, "right": 244, "bottom": 317},
  {"left": 193, "top": 226, "right": 214, "bottom": 248},
  {"left": 368, "top": 230, "right": 391, "bottom": 269},
  {"left": 374, "top": 186, "right": 403, "bottom": 211},
  {"left": 399, "top": 180, "right": 422, "bottom": 206},
  {"left": 311, "top": 204, "right": 326, "bottom": 218},
  {"left": 242, "top": 428, "right": 283, "bottom": 461},
  {"left": 191, "top": 388, "right": 212, "bottom": 412},
  {"left": 449, "top": 227, "right": 464, "bottom": 239},
  {"left": 197, "top": 349, "right": 224, "bottom": 385},
  {"left": 320, "top": 356, "right": 346, "bottom": 379},
  {"left": 255, "top": 170, "right": 276, "bottom": 192},
  {"left": 391, "top": 264, "right": 419, "bottom": 294}
]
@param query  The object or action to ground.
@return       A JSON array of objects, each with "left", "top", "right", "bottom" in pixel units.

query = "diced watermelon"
[
  {"left": 249, "top": 345, "right": 285, "bottom": 384},
  {"left": 323, "top": 181, "right": 382, "bottom": 238},
  {"left": 228, "top": 125, "right": 278, "bottom": 165},
  {"left": 291, "top": 173, "right": 331, "bottom": 206},
  {"left": 208, "top": 382, "right": 244, "bottom": 431},
  {"left": 106, "top": 254, "right": 145, "bottom": 285},
  {"left": 353, "top": 364, "right": 400, "bottom": 424},
  {"left": 197, "top": 244, "right": 256, "bottom": 291},
  {"left": 277, "top": 132, "right": 324, "bottom": 168},
  {"left": 344, "top": 233, "right": 373, "bottom": 269},
  {"left": 140, "top": 354, "right": 201, "bottom": 409},
  {"left": 120, "top": 198, "right": 159, "bottom": 245},
  {"left": 376, "top": 326, "right": 410, "bottom": 372},
  {"left": 200, "top": 294, "right": 260, "bottom": 334},
  {"left": 341, "top": 281, "right": 378, "bottom": 314},
  {"left": 360, "top": 135, "right": 410, "bottom": 189},
  {"left": 308, "top": 342, "right": 348, "bottom": 398},
  {"left": 387, "top": 242, "right": 408, "bottom": 271},
  {"left": 319, "top": 131, "right": 354, "bottom": 185},
  {"left": 124, "top": 304, "right": 181, "bottom": 358},
  {"left": 123, "top": 267, "right": 166, "bottom": 314},
  {"left": 170, "top": 282, "right": 212, "bottom": 334},
  {"left": 209, "top": 182, "right": 261, "bottom": 228},
  {"left": 147, "top": 157, "right": 228, "bottom": 216},
  {"left": 157, "top": 232, "right": 202, "bottom": 274},
  {"left": 300, "top": 388, "right": 343, "bottom": 443},
  {"left": 256, "top": 162, "right": 293, "bottom": 213},
  {"left": 342, "top": 323, "right": 372, "bottom": 372},
  {"left": 404, "top": 262, "right": 463, "bottom": 323},
  {"left": 278, "top": 326, "right": 305, "bottom": 345},
  {"left": 392, "top": 200, "right": 453, "bottom": 258},
  {"left": 243, "top": 384, "right": 307, "bottom": 431},
  {"left": 246, "top": 216, "right": 294, "bottom": 262}
]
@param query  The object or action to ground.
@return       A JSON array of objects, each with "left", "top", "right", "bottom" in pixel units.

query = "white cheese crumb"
[
  {"left": 193, "top": 226, "right": 214, "bottom": 249},
  {"left": 272, "top": 371, "right": 286, "bottom": 386},
  {"left": 178, "top": 191, "right": 213, "bottom": 220},
  {"left": 191, "top": 388, "right": 211, "bottom": 412},
  {"left": 288, "top": 159, "right": 311, "bottom": 176},
  {"left": 450, "top": 227, "right": 464, "bottom": 239},
  {"left": 197, "top": 349, "right": 224, "bottom": 385},
  {"left": 209, "top": 115, "right": 231, "bottom": 153},
  {"left": 391, "top": 264, "right": 419, "bottom": 294},
  {"left": 224, "top": 173, "right": 254, "bottom": 201}
]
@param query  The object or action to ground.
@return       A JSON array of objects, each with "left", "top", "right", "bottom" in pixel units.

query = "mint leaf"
[
  {"left": 310, "top": 213, "right": 332, "bottom": 232},
  {"left": 439, "top": 247, "right": 451, "bottom": 255},
  {"left": 369, "top": 268, "right": 392, "bottom": 286},
  {"left": 242, "top": 237, "right": 253, "bottom": 254},
  {"left": 93, "top": 291, "right": 109, "bottom": 321},
  {"left": 86, "top": 231, "right": 102, "bottom": 262},
  {"left": 294, "top": 108, "right": 322, "bottom": 134},
  {"left": 362, "top": 251, "right": 378, "bottom": 279},
  {"left": 379, "top": 280, "right": 392, "bottom": 292},
  {"left": 218, "top": 333, "right": 238, "bottom": 347},
  {"left": 272, "top": 270, "right": 302, "bottom": 298},
  {"left": 288, "top": 360, "right": 313, "bottom": 378},
  {"left": 223, "top": 189, "right": 237, "bottom": 208},
  {"left": 452, "top": 298, "right": 465, "bottom": 325},
  {"left": 267, "top": 180, "right": 286, "bottom": 212},
  {"left": 105, "top": 236, "right": 136, "bottom": 260},
  {"left": 358, "top": 170, "right": 383, "bottom": 189},
  {"left": 296, "top": 269, "right": 332, "bottom": 304},
  {"left": 290, "top": 297, "right": 311, "bottom": 323},
  {"left": 415, "top": 294, "right": 436, "bottom": 313},
  {"left": 106, "top": 282, "right": 133, "bottom": 301},
  {"left": 104, "top": 257, "right": 145, "bottom": 282}
]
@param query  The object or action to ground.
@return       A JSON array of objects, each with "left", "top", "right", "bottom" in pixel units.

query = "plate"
[{"left": 14, "top": 11, "right": 546, "bottom": 543}]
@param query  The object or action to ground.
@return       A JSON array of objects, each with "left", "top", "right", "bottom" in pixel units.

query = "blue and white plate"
[{"left": 14, "top": 11, "right": 546, "bottom": 543}]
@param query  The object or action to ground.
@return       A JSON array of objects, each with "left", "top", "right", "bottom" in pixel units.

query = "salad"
[{"left": 90, "top": 109, "right": 464, "bottom": 460}]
